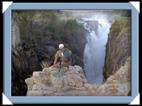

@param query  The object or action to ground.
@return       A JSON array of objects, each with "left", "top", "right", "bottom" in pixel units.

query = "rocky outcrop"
[
  {"left": 98, "top": 57, "right": 130, "bottom": 96},
  {"left": 104, "top": 17, "right": 131, "bottom": 79},
  {"left": 25, "top": 65, "right": 89, "bottom": 96},
  {"left": 25, "top": 57, "right": 130, "bottom": 96}
]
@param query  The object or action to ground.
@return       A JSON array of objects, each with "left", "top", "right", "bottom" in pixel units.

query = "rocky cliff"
[
  {"left": 12, "top": 12, "right": 20, "bottom": 48},
  {"left": 12, "top": 11, "right": 87, "bottom": 95},
  {"left": 104, "top": 16, "right": 131, "bottom": 79},
  {"left": 25, "top": 57, "right": 130, "bottom": 96}
]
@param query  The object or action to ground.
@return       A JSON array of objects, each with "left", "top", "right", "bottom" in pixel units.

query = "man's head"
[{"left": 59, "top": 44, "right": 64, "bottom": 51}]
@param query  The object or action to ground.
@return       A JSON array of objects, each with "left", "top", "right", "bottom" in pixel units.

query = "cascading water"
[{"left": 77, "top": 14, "right": 111, "bottom": 84}]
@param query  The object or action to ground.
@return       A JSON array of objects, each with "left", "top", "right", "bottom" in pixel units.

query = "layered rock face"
[
  {"left": 25, "top": 57, "right": 130, "bottom": 96},
  {"left": 104, "top": 17, "right": 131, "bottom": 79}
]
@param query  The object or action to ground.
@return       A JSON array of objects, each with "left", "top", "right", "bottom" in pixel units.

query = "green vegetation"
[
  {"left": 110, "top": 16, "right": 130, "bottom": 33},
  {"left": 13, "top": 10, "right": 86, "bottom": 48}
]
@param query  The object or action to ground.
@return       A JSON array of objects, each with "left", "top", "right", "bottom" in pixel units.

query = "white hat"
[{"left": 59, "top": 44, "right": 64, "bottom": 49}]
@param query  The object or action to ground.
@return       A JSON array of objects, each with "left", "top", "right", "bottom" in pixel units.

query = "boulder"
[{"left": 25, "top": 58, "right": 130, "bottom": 96}]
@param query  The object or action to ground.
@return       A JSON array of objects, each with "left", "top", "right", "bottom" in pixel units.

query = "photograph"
[
  {"left": 2, "top": 2, "right": 139, "bottom": 104},
  {"left": 11, "top": 10, "right": 131, "bottom": 96}
]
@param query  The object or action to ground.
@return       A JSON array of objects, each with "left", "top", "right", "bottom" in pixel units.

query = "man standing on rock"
[{"left": 53, "top": 43, "right": 72, "bottom": 71}]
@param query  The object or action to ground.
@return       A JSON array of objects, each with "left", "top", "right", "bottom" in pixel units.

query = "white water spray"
[{"left": 78, "top": 14, "right": 111, "bottom": 84}]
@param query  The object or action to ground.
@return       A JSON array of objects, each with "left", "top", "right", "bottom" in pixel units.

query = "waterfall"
[{"left": 78, "top": 14, "right": 111, "bottom": 84}]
